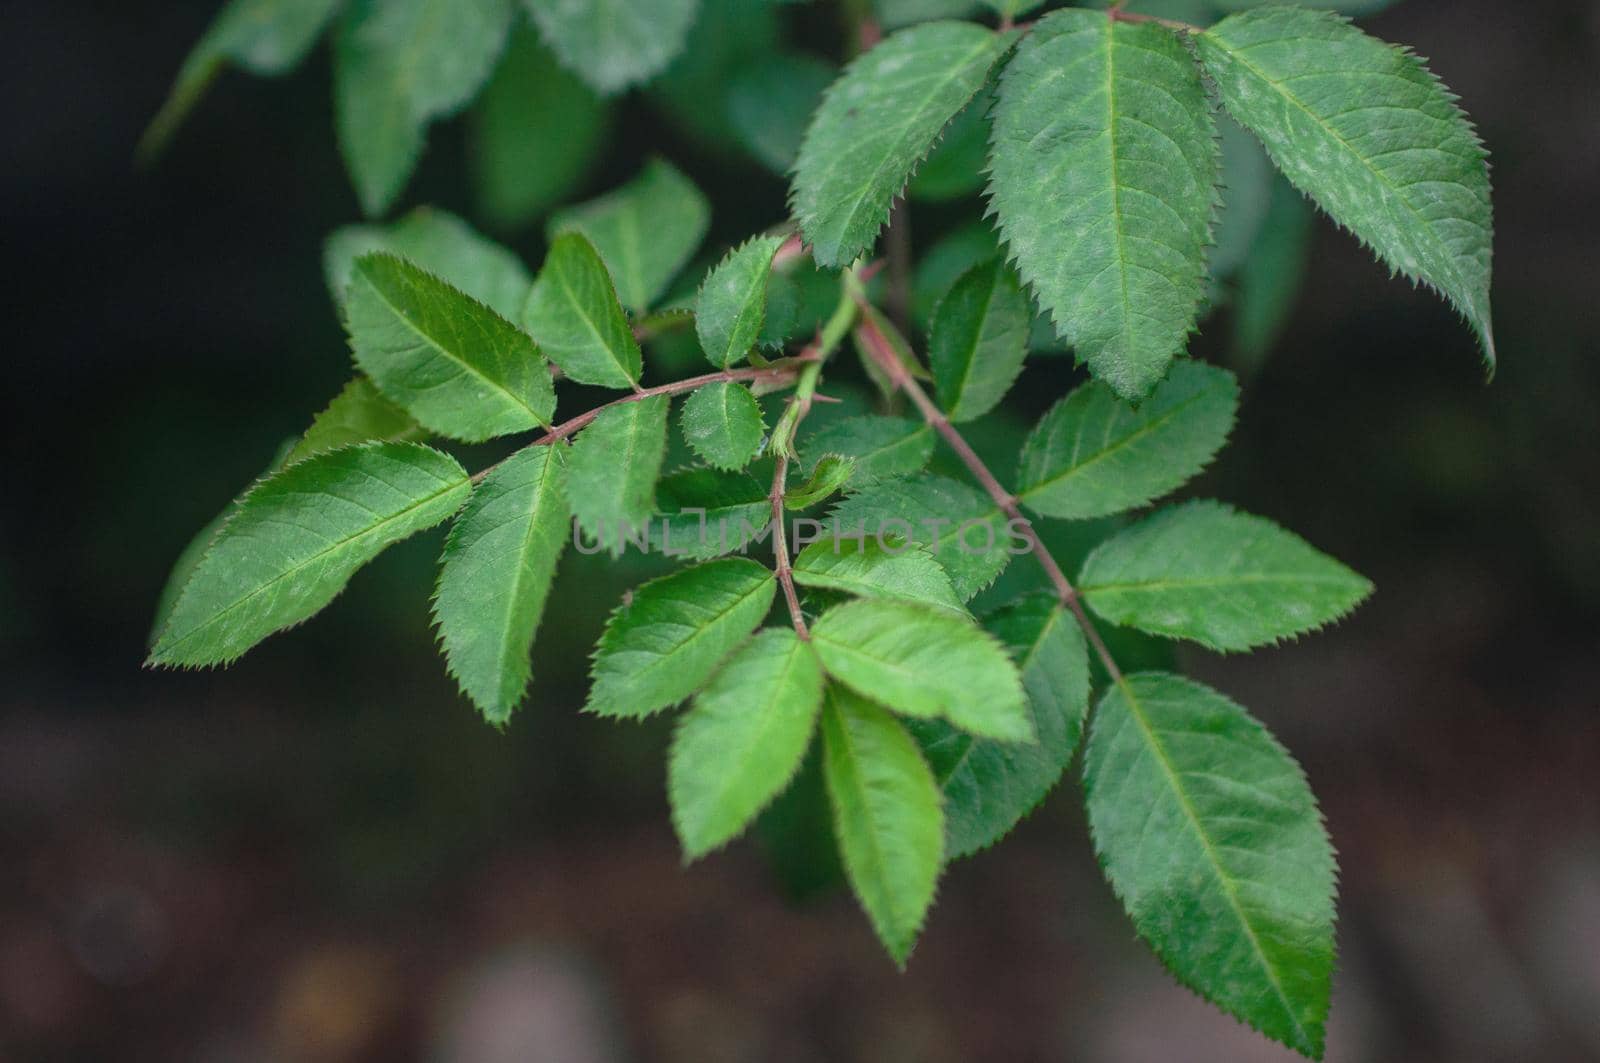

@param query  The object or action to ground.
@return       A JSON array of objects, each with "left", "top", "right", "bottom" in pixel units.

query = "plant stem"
[
  {"left": 853, "top": 306, "right": 1125, "bottom": 684},
  {"left": 885, "top": 199, "right": 913, "bottom": 336},
  {"left": 768, "top": 280, "right": 862, "bottom": 638},
  {"left": 1107, "top": 7, "right": 1202, "bottom": 33},
  {"left": 469, "top": 364, "right": 804, "bottom": 485}
]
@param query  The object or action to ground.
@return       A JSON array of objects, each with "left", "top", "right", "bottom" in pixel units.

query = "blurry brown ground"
[{"left": 2, "top": 1, "right": 1598, "bottom": 1061}]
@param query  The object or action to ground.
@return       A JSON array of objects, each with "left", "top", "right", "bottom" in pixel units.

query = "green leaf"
[
  {"left": 695, "top": 236, "right": 786, "bottom": 369},
  {"left": 471, "top": 28, "right": 610, "bottom": 230},
  {"left": 285, "top": 377, "right": 427, "bottom": 466},
  {"left": 792, "top": 536, "right": 962, "bottom": 612},
  {"left": 149, "top": 439, "right": 297, "bottom": 648},
  {"left": 792, "top": 21, "right": 1011, "bottom": 268},
  {"left": 1230, "top": 176, "right": 1315, "bottom": 370},
  {"left": 149, "top": 443, "right": 471, "bottom": 668},
  {"left": 727, "top": 52, "right": 835, "bottom": 174},
  {"left": 1079, "top": 500, "right": 1373, "bottom": 651},
  {"left": 548, "top": 160, "right": 710, "bottom": 312},
  {"left": 345, "top": 253, "right": 554, "bottom": 441},
  {"left": 568, "top": 396, "right": 670, "bottom": 556},
  {"left": 434, "top": 446, "right": 569, "bottom": 724},
  {"left": 140, "top": 0, "right": 342, "bottom": 160},
  {"left": 1085, "top": 673, "right": 1335, "bottom": 1057},
  {"left": 800, "top": 416, "right": 934, "bottom": 486},
  {"left": 521, "top": 0, "right": 696, "bottom": 96},
  {"left": 874, "top": 0, "right": 980, "bottom": 33},
  {"left": 334, "top": 0, "right": 515, "bottom": 216},
  {"left": 669, "top": 629, "right": 826, "bottom": 859},
  {"left": 907, "top": 86, "right": 992, "bottom": 203},
  {"left": 810, "top": 599, "right": 1030, "bottom": 741},
  {"left": 324, "top": 207, "right": 534, "bottom": 321},
  {"left": 828, "top": 474, "right": 1009, "bottom": 601},
  {"left": 1016, "top": 361, "right": 1238, "bottom": 520},
  {"left": 928, "top": 257, "right": 1031, "bottom": 423},
  {"left": 650, "top": 464, "right": 773, "bottom": 560},
  {"left": 821, "top": 684, "right": 944, "bottom": 965},
  {"left": 1196, "top": 8, "right": 1494, "bottom": 365},
  {"left": 910, "top": 221, "right": 1000, "bottom": 329},
  {"left": 680, "top": 382, "right": 766, "bottom": 471},
  {"left": 522, "top": 232, "right": 643, "bottom": 389},
  {"left": 988, "top": 9, "right": 1219, "bottom": 399},
  {"left": 784, "top": 455, "right": 855, "bottom": 510},
  {"left": 917, "top": 594, "right": 1089, "bottom": 859},
  {"left": 585, "top": 558, "right": 777, "bottom": 718}
]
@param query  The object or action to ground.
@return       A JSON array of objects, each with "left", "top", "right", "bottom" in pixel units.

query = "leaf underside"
[
  {"left": 1085, "top": 673, "right": 1335, "bottom": 1058},
  {"left": 988, "top": 9, "right": 1219, "bottom": 399}
]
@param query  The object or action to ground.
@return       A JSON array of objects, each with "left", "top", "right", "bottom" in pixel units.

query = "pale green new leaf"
[
  {"left": 821, "top": 685, "right": 944, "bottom": 966},
  {"left": 522, "top": 232, "right": 642, "bottom": 388},
  {"left": 650, "top": 464, "right": 772, "bottom": 560},
  {"left": 1017, "top": 361, "right": 1238, "bottom": 520},
  {"left": 669, "top": 629, "right": 825, "bottom": 858},
  {"left": 548, "top": 160, "right": 710, "bottom": 312},
  {"left": 1079, "top": 500, "right": 1373, "bottom": 651},
  {"left": 989, "top": 9, "right": 1219, "bottom": 399},
  {"left": 334, "top": 0, "right": 514, "bottom": 216},
  {"left": 585, "top": 558, "right": 777, "bottom": 718},
  {"left": 285, "top": 377, "right": 427, "bottom": 466},
  {"left": 434, "top": 446, "right": 569, "bottom": 724},
  {"left": 568, "top": 396, "right": 669, "bottom": 555},
  {"left": 784, "top": 455, "right": 854, "bottom": 510},
  {"left": 828, "top": 474, "right": 1008, "bottom": 601},
  {"left": 915, "top": 593, "right": 1089, "bottom": 859},
  {"left": 471, "top": 29, "right": 610, "bottom": 230},
  {"left": 141, "top": 0, "right": 342, "bottom": 160},
  {"left": 1197, "top": 8, "right": 1495, "bottom": 365},
  {"left": 696, "top": 236, "right": 785, "bottom": 369},
  {"left": 792, "top": 21, "right": 1010, "bottom": 267},
  {"left": 792, "top": 536, "right": 962, "bottom": 612},
  {"left": 810, "top": 599, "right": 1031, "bottom": 742},
  {"left": 345, "top": 253, "right": 554, "bottom": 441},
  {"left": 929, "top": 258, "right": 1031, "bottom": 423},
  {"left": 324, "top": 207, "right": 534, "bottom": 321},
  {"left": 521, "top": 0, "right": 696, "bottom": 96},
  {"left": 800, "top": 416, "right": 934, "bottom": 486},
  {"left": 1085, "top": 673, "right": 1335, "bottom": 1057},
  {"left": 680, "top": 382, "right": 766, "bottom": 471},
  {"left": 149, "top": 443, "right": 470, "bottom": 667}
]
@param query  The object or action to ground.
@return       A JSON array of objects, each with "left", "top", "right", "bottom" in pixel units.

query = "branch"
[
  {"left": 770, "top": 448, "right": 809, "bottom": 638},
  {"left": 470, "top": 363, "right": 804, "bottom": 485},
  {"left": 853, "top": 307, "right": 1125, "bottom": 684},
  {"left": 1107, "top": 6, "right": 1202, "bottom": 34}
]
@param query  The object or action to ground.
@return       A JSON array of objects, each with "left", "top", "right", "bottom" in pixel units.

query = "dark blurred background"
[{"left": 3, "top": 1, "right": 1598, "bottom": 1060}]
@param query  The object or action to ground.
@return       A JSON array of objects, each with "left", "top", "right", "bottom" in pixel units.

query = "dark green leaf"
[
  {"left": 696, "top": 235, "right": 786, "bottom": 369},
  {"left": 1085, "top": 673, "right": 1335, "bottom": 1057},
  {"left": 285, "top": 377, "right": 427, "bottom": 466},
  {"left": 928, "top": 257, "right": 1031, "bottom": 423},
  {"left": 793, "top": 21, "right": 1011, "bottom": 267},
  {"left": 800, "top": 415, "right": 934, "bottom": 486},
  {"left": 828, "top": 474, "right": 1009, "bottom": 601},
  {"left": 792, "top": 536, "right": 962, "bottom": 612},
  {"left": 568, "top": 396, "right": 670, "bottom": 556},
  {"left": 727, "top": 53, "right": 835, "bottom": 173},
  {"left": 1017, "top": 361, "right": 1238, "bottom": 520},
  {"left": 522, "top": 0, "right": 697, "bottom": 96},
  {"left": 650, "top": 464, "right": 773, "bottom": 560},
  {"left": 784, "top": 454, "right": 854, "bottom": 510},
  {"left": 680, "top": 382, "right": 766, "bottom": 471}
]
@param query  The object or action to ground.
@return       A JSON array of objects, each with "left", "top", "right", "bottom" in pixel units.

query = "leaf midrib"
[
  {"left": 1019, "top": 384, "right": 1217, "bottom": 501},
  {"left": 552, "top": 248, "right": 638, "bottom": 385},
  {"left": 161, "top": 468, "right": 466, "bottom": 657},
  {"left": 828, "top": 699, "right": 918, "bottom": 953},
  {"left": 1112, "top": 679, "right": 1312, "bottom": 1048},
  {"left": 361, "top": 265, "right": 543, "bottom": 421}
]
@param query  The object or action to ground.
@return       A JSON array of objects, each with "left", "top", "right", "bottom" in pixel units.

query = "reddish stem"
[
  {"left": 853, "top": 308, "right": 1125, "bottom": 683},
  {"left": 770, "top": 449, "right": 809, "bottom": 639}
]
